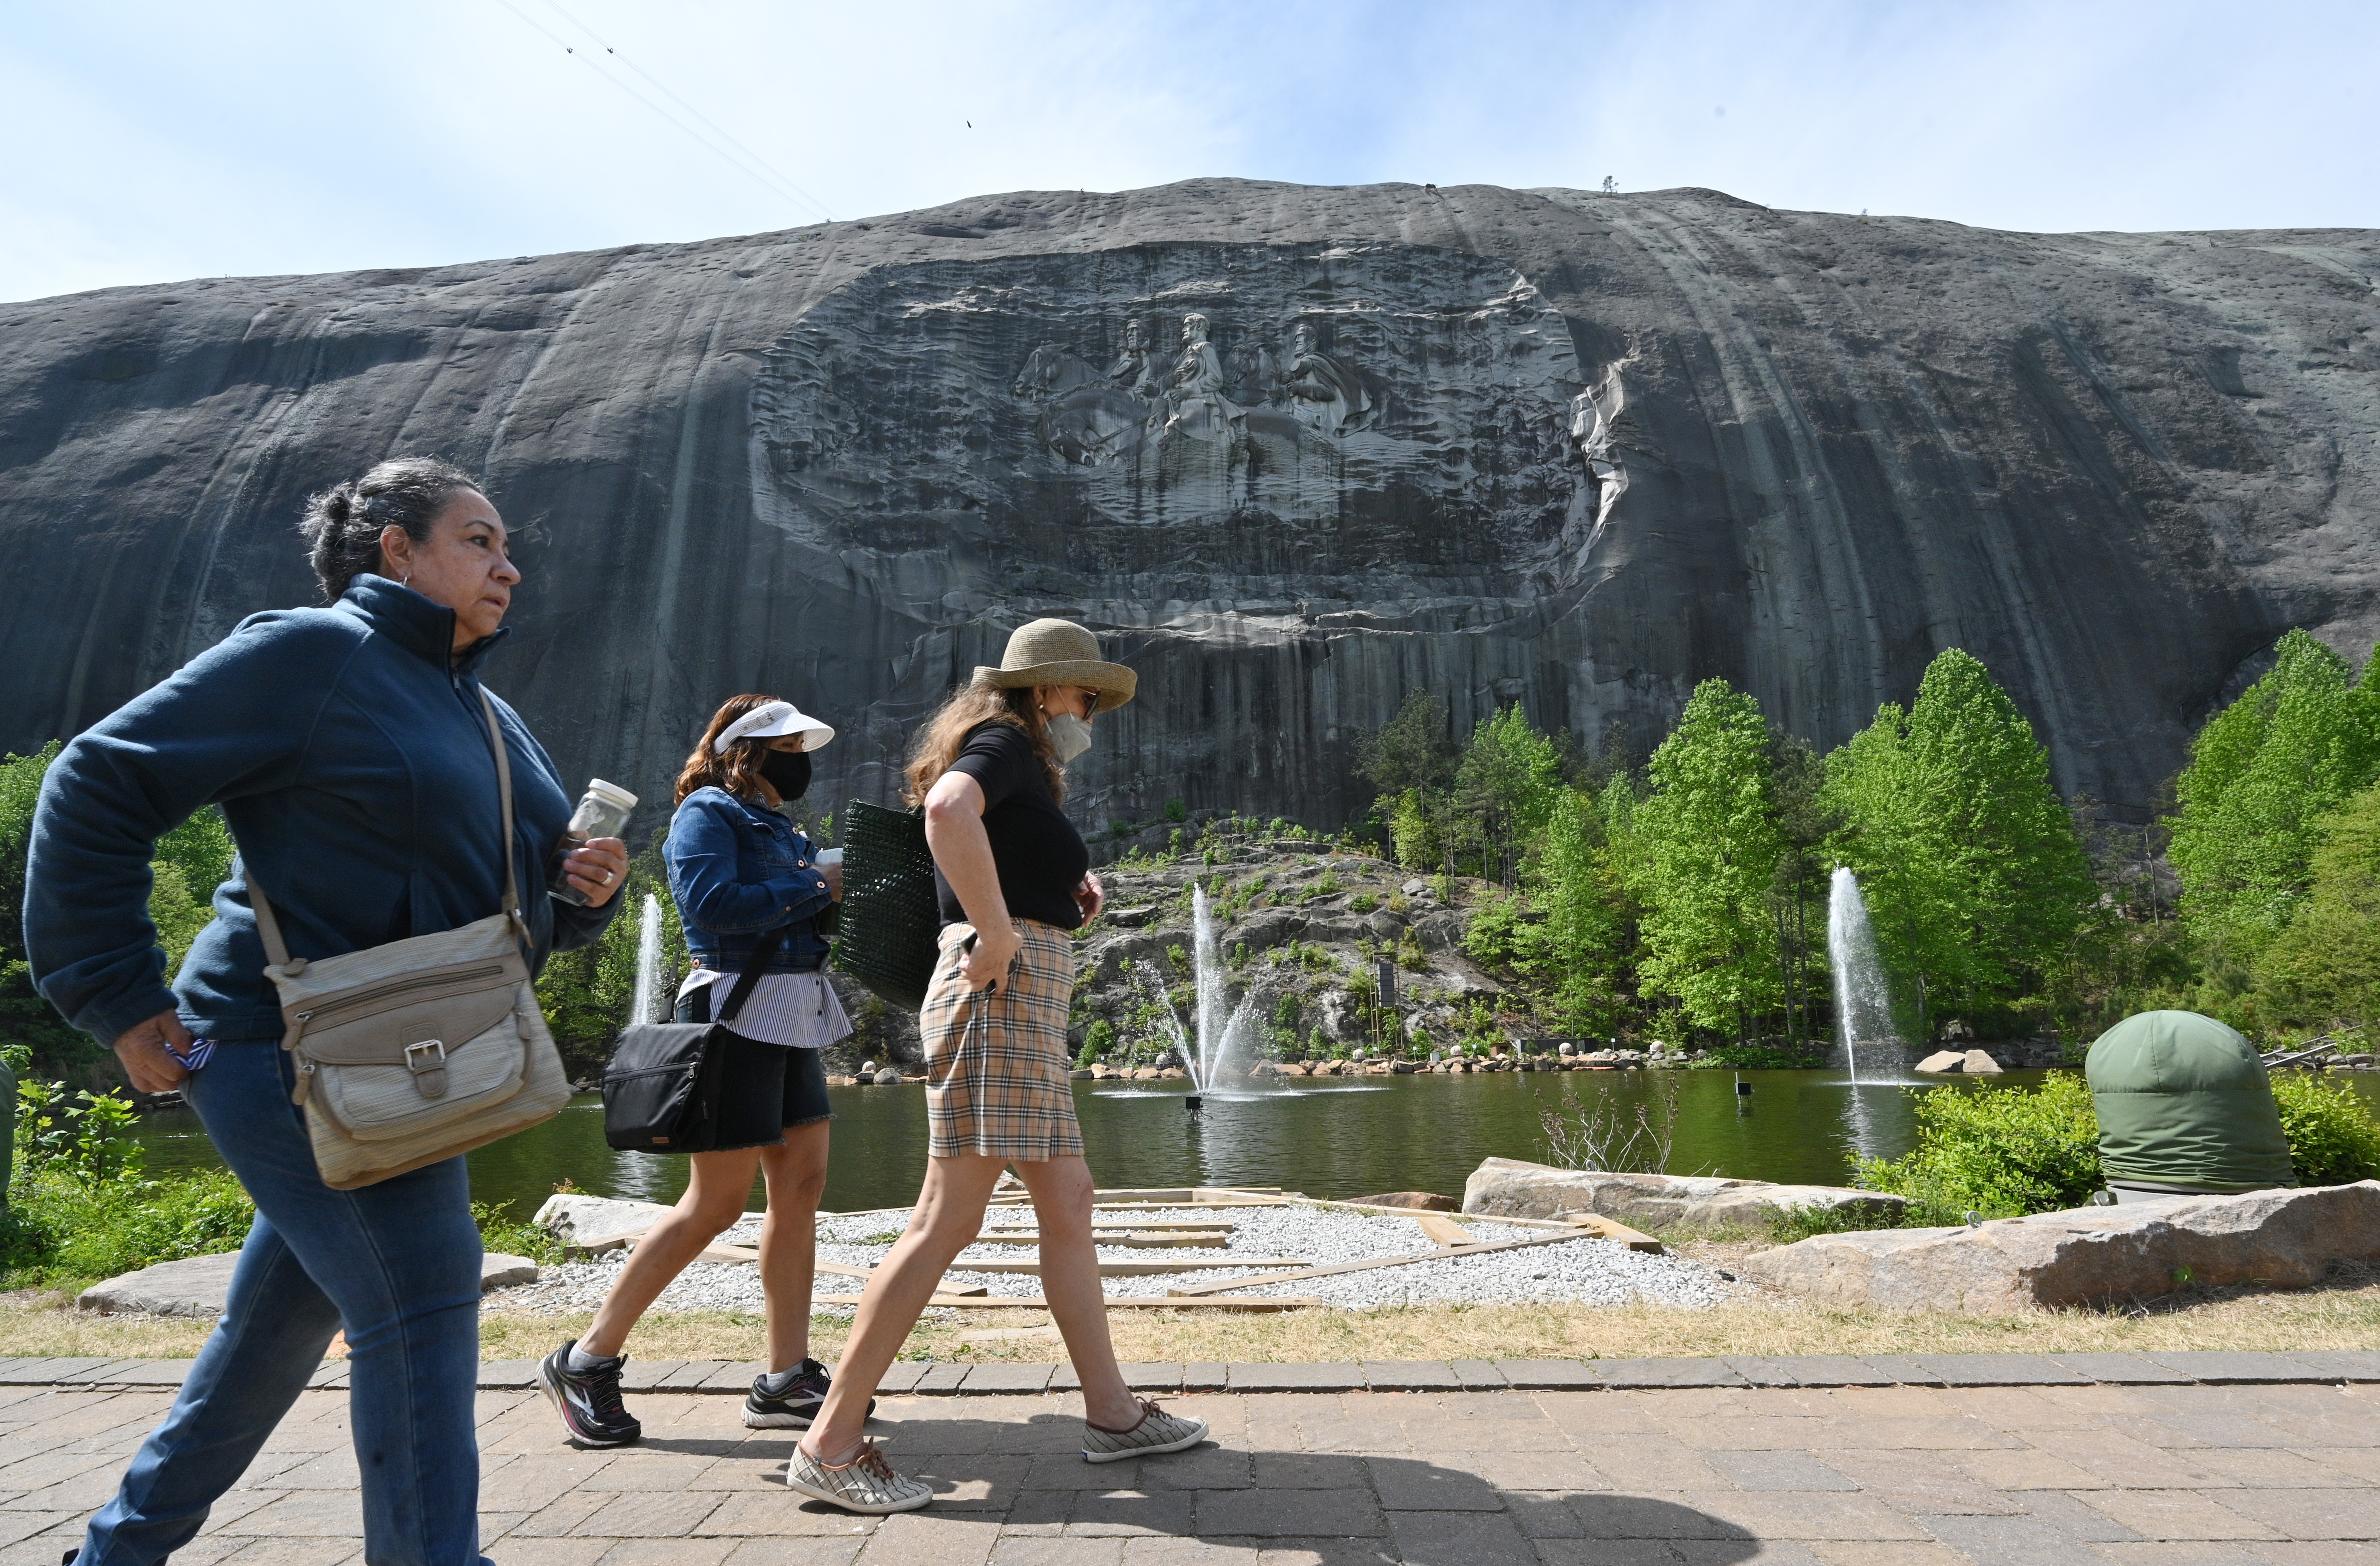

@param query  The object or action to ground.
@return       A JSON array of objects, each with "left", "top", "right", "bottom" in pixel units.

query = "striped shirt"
[{"left": 676, "top": 968, "right": 852, "bottom": 1050}]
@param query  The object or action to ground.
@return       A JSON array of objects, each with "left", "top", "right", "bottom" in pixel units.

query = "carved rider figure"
[
  {"left": 1281, "top": 320, "right": 1371, "bottom": 437},
  {"left": 1161, "top": 313, "right": 1242, "bottom": 444},
  {"left": 1107, "top": 318, "right": 1164, "bottom": 403}
]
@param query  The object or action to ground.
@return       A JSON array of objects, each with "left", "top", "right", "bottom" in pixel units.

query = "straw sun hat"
[{"left": 970, "top": 618, "right": 1137, "bottom": 713}]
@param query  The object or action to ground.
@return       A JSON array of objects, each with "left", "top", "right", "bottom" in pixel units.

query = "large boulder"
[
  {"left": 1461, "top": 1157, "right": 1905, "bottom": 1228},
  {"left": 80, "top": 1250, "right": 539, "bottom": 1316},
  {"left": 533, "top": 1193, "right": 680, "bottom": 1249},
  {"left": 1737, "top": 1181, "right": 2380, "bottom": 1313}
]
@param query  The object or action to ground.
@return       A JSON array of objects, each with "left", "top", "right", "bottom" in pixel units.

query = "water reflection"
[{"left": 124, "top": 1070, "right": 2380, "bottom": 1218}]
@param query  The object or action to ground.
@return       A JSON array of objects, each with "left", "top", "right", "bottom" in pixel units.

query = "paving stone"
[
  {"left": 1722, "top": 1358, "right": 1811, "bottom": 1388},
  {"left": 478, "top": 1360, "right": 542, "bottom": 1391},
  {"left": 1490, "top": 1359, "right": 1602, "bottom": 1390},
  {"left": 1222, "top": 1365, "right": 1363, "bottom": 1394},
  {"left": 722, "top": 1542, "right": 867, "bottom": 1566},
  {"left": 693, "top": 1362, "right": 767, "bottom": 1394},
  {"left": 1117, "top": 1365, "right": 1181, "bottom": 1393},
  {"left": 1179, "top": 1364, "right": 1228, "bottom": 1392},
  {"left": 2145, "top": 1355, "right": 2334, "bottom": 1386},
  {"left": 1593, "top": 1360, "right": 1749, "bottom": 1389},
  {"left": 1848, "top": 1357, "right": 1946, "bottom": 1387},
  {"left": 2046, "top": 1354, "right": 2200, "bottom": 1385},
  {"left": 1363, "top": 1455, "right": 1502, "bottom": 1511},
  {"left": 1189, "top": 1488, "right": 1382, "bottom": 1538},
  {"left": 961, "top": 1364, "right": 1053, "bottom": 1395},
  {"left": 1382, "top": 1510, "right": 1535, "bottom": 1565},
  {"left": 1065, "top": 1488, "right": 1195, "bottom": 1536},
  {"left": 2284, "top": 1354, "right": 2380, "bottom": 1385},
  {"left": 914, "top": 1364, "right": 973, "bottom": 1394},
  {"left": 1906, "top": 1354, "right": 2089, "bottom": 1387},
  {"left": 616, "top": 1361, "right": 688, "bottom": 1394},
  {"left": 1449, "top": 1359, "right": 1507, "bottom": 1391},
  {"left": 1355, "top": 1361, "right": 1460, "bottom": 1392},
  {"left": 1566, "top": 1494, "right": 1761, "bottom": 1540},
  {"left": 300, "top": 1364, "right": 346, "bottom": 1391},
  {"left": 2209, "top": 1488, "right": 2380, "bottom": 1540},
  {"left": 1923, "top": 1513, "right": 2132, "bottom": 1562},
  {"left": 875, "top": 1362, "right": 929, "bottom": 1396},
  {"left": 851, "top": 1510, "right": 997, "bottom": 1565},
  {"left": 1703, "top": 1452, "right": 1860, "bottom": 1492},
  {"left": 2076, "top": 1489, "right": 2289, "bottom": 1541}
]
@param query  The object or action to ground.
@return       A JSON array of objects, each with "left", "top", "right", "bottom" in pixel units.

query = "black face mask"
[{"left": 759, "top": 748, "right": 812, "bottom": 802}]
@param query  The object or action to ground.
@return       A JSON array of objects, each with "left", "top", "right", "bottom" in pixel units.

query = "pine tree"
[
  {"left": 1826, "top": 648, "right": 2092, "bottom": 1033},
  {"left": 1630, "top": 679, "right": 1784, "bottom": 1040},
  {"left": 2169, "top": 629, "right": 2380, "bottom": 961},
  {"left": 1451, "top": 704, "right": 1565, "bottom": 886}
]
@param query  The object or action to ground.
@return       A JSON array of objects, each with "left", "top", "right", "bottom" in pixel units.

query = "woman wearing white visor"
[{"left": 540, "top": 694, "right": 854, "bottom": 1447}]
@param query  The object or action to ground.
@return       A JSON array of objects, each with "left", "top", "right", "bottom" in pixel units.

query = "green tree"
[
  {"left": 535, "top": 839, "right": 685, "bottom": 1079},
  {"left": 1357, "top": 691, "right": 1460, "bottom": 874},
  {"left": 1767, "top": 737, "right": 1838, "bottom": 1043},
  {"left": 1629, "top": 679, "right": 1785, "bottom": 1041},
  {"left": 2251, "top": 777, "right": 2380, "bottom": 1030},
  {"left": 1450, "top": 704, "right": 1566, "bottom": 887},
  {"left": 0, "top": 746, "right": 82, "bottom": 1070},
  {"left": 2169, "top": 629, "right": 2380, "bottom": 962},
  {"left": 1827, "top": 649, "right": 2092, "bottom": 1036}
]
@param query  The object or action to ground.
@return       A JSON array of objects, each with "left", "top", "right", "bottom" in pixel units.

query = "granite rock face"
[
  {"left": 4, "top": 181, "right": 2377, "bottom": 826},
  {"left": 1461, "top": 1156, "right": 1906, "bottom": 1227},
  {"left": 1736, "top": 1181, "right": 2380, "bottom": 1312}
]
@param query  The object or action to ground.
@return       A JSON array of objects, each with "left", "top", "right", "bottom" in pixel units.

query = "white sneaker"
[
  {"left": 1082, "top": 1399, "right": 1210, "bottom": 1463},
  {"left": 784, "top": 1440, "right": 933, "bottom": 1514}
]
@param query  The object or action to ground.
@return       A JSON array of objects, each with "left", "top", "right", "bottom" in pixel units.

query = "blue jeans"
[{"left": 81, "top": 1041, "right": 491, "bottom": 1566}]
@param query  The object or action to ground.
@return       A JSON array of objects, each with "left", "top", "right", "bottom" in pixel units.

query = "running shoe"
[
  {"left": 742, "top": 1358, "right": 874, "bottom": 1429},
  {"left": 537, "top": 1341, "right": 642, "bottom": 1447},
  {"left": 1082, "top": 1398, "right": 1209, "bottom": 1463},
  {"left": 783, "top": 1440, "right": 933, "bottom": 1514}
]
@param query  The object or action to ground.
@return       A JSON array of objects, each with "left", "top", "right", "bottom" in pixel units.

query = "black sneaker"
[
  {"left": 538, "top": 1341, "right": 642, "bottom": 1447},
  {"left": 743, "top": 1359, "right": 873, "bottom": 1429}
]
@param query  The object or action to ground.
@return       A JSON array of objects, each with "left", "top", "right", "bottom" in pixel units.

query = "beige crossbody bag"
[{"left": 247, "top": 688, "right": 570, "bottom": 1189}]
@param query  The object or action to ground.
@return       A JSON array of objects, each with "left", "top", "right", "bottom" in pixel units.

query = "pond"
[{"left": 116, "top": 1066, "right": 2264, "bottom": 1219}]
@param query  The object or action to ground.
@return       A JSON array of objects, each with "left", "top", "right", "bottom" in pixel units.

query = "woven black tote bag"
[{"left": 832, "top": 800, "right": 940, "bottom": 1012}]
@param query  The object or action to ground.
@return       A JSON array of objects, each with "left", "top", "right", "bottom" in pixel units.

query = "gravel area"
[{"left": 488, "top": 1204, "right": 1727, "bottom": 1314}]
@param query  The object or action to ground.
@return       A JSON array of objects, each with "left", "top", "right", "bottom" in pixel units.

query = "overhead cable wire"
[
  {"left": 489, "top": 0, "right": 834, "bottom": 224},
  {"left": 527, "top": 0, "right": 837, "bottom": 223}
]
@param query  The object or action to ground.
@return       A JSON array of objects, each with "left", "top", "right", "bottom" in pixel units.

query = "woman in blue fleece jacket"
[{"left": 24, "top": 456, "right": 625, "bottom": 1566}]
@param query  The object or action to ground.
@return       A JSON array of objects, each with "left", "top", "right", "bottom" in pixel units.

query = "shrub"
[
  {"left": 1856, "top": 1073, "right": 2103, "bottom": 1219},
  {"left": 1078, "top": 1019, "right": 1116, "bottom": 1067},
  {"left": 1691, "top": 1042, "right": 1828, "bottom": 1069},
  {"left": 1349, "top": 892, "right": 1378, "bottom": 914},
  {"left": 473, "top": 1200, "right": 561, "bottom": 1265},
  {"left": 2269, "top": 1072, "right": 2380, "bottom": 1185},
  {"left": 1164, "top": 798, "right": 1187, "bottom": 823}
]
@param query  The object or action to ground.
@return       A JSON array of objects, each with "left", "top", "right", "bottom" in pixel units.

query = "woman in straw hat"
[
  {"left": 786, "top": 619, "right": 1209, "bottom": 1513},
  {"left": 540, "top": 694, "right": 855, "bottom": 1449}
]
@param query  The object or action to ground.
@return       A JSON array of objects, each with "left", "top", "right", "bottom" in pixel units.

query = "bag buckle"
[{"left": 406, "top": 1038, "right": 450, "bottom": 1100}]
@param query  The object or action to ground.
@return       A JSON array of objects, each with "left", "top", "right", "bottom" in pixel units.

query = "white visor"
[{"left": 712, "top": 700, "right": 835, "bottom": 754}]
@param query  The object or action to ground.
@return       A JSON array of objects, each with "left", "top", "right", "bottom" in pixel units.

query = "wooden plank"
[
  {"left": 1562, "top": 1214, "right": 1666, "bottom": 1254},
  {"left": 983, "top": 1218, "right": 1240, "bottom": 1232},
  {"left": 1166, "top": 1232, "right": 1593, "bottom": 1297},
  {"left": 954, "top": 1256, "right": 1314, "bottom": 1277},
  {"left": 1414, "top": 1213, "right": 1473, "bottom": 1247},
  {"left": 971, "top": 1231, "right": 1232, "bottom": 1249},
  {"left": 812, "top": 1294, "right": 1323, "bottom": 1311}
]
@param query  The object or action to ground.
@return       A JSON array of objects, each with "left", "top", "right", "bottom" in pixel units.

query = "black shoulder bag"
[{"left": 601, "top": 926, "right": 785, "bottom": 1154}]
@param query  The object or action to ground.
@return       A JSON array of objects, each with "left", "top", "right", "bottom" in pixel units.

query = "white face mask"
[{"left": 1046, "top": 710, "right": 1094, "bottom": 764}]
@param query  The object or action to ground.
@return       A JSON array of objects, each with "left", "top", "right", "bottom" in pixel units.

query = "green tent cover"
[{"left": 2086, "top": 1009, "right": 2295, "bottom": 1192}]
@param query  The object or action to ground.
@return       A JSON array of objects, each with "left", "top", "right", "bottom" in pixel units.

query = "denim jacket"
[
  {"left": 25, "top": 575, "right": 616, "bottom": 1046},
  {"left": 666, "top": 787, "right": 833, "bottom": 973}
]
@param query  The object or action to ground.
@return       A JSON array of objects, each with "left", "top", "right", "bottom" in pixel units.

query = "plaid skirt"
[{"left": 920, "top": 919, "right": 1082, "bottom": 1161}]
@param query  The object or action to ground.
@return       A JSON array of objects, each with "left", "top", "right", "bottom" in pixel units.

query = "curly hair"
[
  {"left": 903, "top": 682, "right": 1063, "bottom": 807},
  {"left": 296, "top": 456, "right": 484, "bottom": 603},
  {"left": 676, "top": 694, "right": 795, "bottom": 806}
]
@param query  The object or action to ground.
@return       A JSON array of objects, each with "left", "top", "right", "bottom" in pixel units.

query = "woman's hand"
[
  {"left": 1074, "top": 871, "right": 1105, "bottom": 924},
  {"left": 960, "top": 922, "right": 1023, "bottom": 992},
  {"left": 114, "top": 1009, "right": 194, "bottom": 1094},
  {"left": 563, "top": 837, "right": 629, "bottom": 907}
]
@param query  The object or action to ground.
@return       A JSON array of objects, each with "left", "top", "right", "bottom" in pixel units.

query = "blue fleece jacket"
[
  {"left": 25, "top": 575, "right": 617, "bottom": 1047},
  {"left": 667, "top": 787, "right": 835, "bottom": 973}
]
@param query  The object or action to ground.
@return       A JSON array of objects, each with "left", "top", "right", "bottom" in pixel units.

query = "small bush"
[
  {"left": 1349, "top": 892, "right": 1378, "bottom": 914},
  {"left": 1164, "top": 798, "right": 1187, "bottom": 823},
  {"left": 473, "top": 1200, "right": 562, "bottom": 1265},
  {"left": 3, "top": 1164, "right": 255, "bottom": 1285},
  {"left": 1691, "top": 1043, "right": 1828, "bottom": 1069},
  {"left": 1856, "top": 1073, "right": 2103, "bottom": 1219},
  {"left": 1078, "top": 1018, "right": 1116, "bottom": 1067},
  {"left": 2270, "top": 1072, "right": 2380, "bottom": 1185}
]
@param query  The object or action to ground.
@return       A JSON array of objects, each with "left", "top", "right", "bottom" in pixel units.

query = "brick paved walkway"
[{"left": 0, "top": 1359, "right": 2375, "bottom": 1564}]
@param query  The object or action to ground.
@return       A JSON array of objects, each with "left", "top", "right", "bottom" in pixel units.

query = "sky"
[{"left": 4, "top": 0, "right": 2376, "bottom": 304}]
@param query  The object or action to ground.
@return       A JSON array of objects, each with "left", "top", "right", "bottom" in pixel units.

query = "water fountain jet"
[
  {"left": 1134, "top": 885, "right": 1268, "bottom": 1106},
  {"left": 1826, "top": 868, "right": 1897, "bottom": 1085},
  {"left": 632, "top": 894, "right": 665, "bottom": 1025}
]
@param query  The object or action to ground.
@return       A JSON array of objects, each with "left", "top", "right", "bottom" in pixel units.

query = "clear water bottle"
[{"left": 551, "top": 779, "right": 639, "bottom": 904}]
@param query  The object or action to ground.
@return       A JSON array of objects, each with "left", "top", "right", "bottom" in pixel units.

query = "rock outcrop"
[
  {"left": 5, "top": 181, "right": 2376, "bottom": 825},
  {"left": 78, "top": 1250, "right": 538, "bottom": 1316},
  {"left": 1462, "top": 1157, "right": 1906, "bottom": 1228},
  {"left": 1736, "top": 1181, "right": 2380, "bottom": 1312}
]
